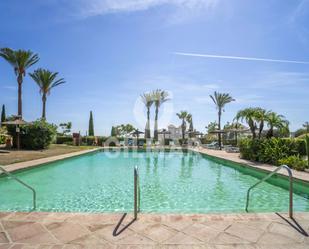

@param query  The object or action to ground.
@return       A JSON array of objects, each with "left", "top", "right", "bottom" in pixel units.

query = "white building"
[{"left": 158, "top": 124, "right": 187, "bottom": 141}]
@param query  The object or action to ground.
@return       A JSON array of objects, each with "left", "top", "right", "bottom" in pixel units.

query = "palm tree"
[
  {"left": 235, "top": 108, "right": 259, "bottom": 139},
  {"left": 0, "top": 48, "right": 39, "bottom": 117},
  {"left": 29, "top": 69, "right": 65, "bottom": 119},
  {"left": 186, "top": 113, "right": 194, "bottom": 137},
  {"left": 266, "top": 112, "right": 289, "bottom": 138},
  {"left": 210, "top": 91, "right": 235, "bottom": 149},
  {"left": 303, "top": 122, "right": 309, "bottom": 133},
  {"left": 152, "top": 89, "right": 169, "bottom": 140},
  {"left": 255, "top": 108, "right": 269, "bottom": 139},
  {"left": 141, "top": 92, "right": 153, "bottom": 139},
  {"left": 177, "top": 111, "right": 188, "bottom": 140}
]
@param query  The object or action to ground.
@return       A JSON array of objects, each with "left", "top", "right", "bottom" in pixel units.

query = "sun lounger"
[
  {"left": 225, "top": 146, "right": 240, "bottom": 153},
  {"left": 202, "top": 142, "right": 219, "bottom": 149}
]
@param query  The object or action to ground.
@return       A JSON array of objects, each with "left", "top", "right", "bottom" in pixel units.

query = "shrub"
[
  {"left": 81, "top": 136, "right": 108, "bottom": 146},
  {"left": 295, "top": 128, "right": 307, "bottom": 137},
  {"left": 179, "top": 138, "right": 188, "bottom": 145},
  {"left": 305, "top": 135, "right": 309, "bottom": 167},
  {"left": 56, "top": 136, "right": 73, "bottom": 144},
  {"left": 258, "top": 138, "right": 298, "bottom": 165},
  {"left": 239, "top": 138, "right": 263, "bottom": 161},
  {"left": 278, "top": 156, "right": 307, "bottom": 171},
  {"left": 6, "top": 120, "right": 57, "bottom": 150},
  {"left": 0, "top": 134, "right": 5, "bottom": 144},
  {"left": 0, "top": 126, "right": 7, "bottom": 144},
  {"left": 239, "top": 138, "right": 304, "bottom": 165}
]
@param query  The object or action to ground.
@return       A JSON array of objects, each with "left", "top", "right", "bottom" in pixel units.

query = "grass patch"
[{"left": 0, "top": 144, "right": 97, "bottom": 165}]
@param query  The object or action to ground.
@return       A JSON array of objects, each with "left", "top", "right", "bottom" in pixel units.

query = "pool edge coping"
[
  {"left": 1, "top": 147, "right": 102, "bottom": 173},
  {"left": 190, "top": 147, "right": 309, "bottom": 185}
]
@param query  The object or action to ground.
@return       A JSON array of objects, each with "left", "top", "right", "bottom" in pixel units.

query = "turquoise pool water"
[{"left": 0, "top": 149, "right": 309, "bottom": 213}]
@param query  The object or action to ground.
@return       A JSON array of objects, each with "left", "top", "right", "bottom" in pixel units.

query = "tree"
[
  {"left": 88, "top": 111, "right": 94, "bottom": 136},
  {"left": 210, "top": 91, "right": 235, "bottom": 149},
  {"left": 235, "top": 108, "right": 259, "bottom": 139},
  {"left": 255, "top": 108, "right": 269, "bottom": 139},
  {"left": 0, "top": 48, "right": 39, "bottom": 117},
  {"left": 118, "top": 124, "right": 131, "bottom": 136},
  {"left": 29, "top": 69, "right": 65, "bottom": 119},
  {"left": 59, "top": 122, "right": 72, "bottom": 135},
  {"left": 303, "top": 122, "right": 309, "bottom": 133},
  {"left": 176, "top": 111, "right": 188, "bottom": 140},
  {"left": 266, "top": 112, "right": 289, "bottom": 138},
  {"left": 111, "top": 126, "right": 117, "bottom": 136},
  {"left": 141, "top": 92, "right": 153, "bottom": 139},
  {"left": 186, "top": 114, "right": 194, "bottom": 137},
  {"left": 206, "top": 121, "right": 218, "bottom": 133},
  {"left": 152, "top": 89, "right": 169, "bottom": 140},
  {"left": 1, "top": 105, "right": 6, "bottom": 126}
]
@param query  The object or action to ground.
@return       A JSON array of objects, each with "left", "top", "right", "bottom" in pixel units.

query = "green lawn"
[{"left": 0, "top": 144, "right": 97, "bottom": 165}]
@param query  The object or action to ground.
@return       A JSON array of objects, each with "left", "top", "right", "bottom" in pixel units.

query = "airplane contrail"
[{"left": 173, "top": 52, "right": 309, "bottom": 64}]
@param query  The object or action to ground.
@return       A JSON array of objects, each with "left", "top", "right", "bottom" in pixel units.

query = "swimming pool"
[{"left": 0, "top": 149, "right": 309, "bottom": 213}]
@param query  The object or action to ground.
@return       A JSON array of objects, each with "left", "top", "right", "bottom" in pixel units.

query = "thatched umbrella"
[
  {"left": 131, "top": 129, "right": 145, "bottom": 146},
  {"left": 186, "top": 130, "right": 204, "bottom": 138},
  {"left": 209, "top": 130, "right": 227, "bottom": 150},
  {"left": 1, "top": 118, "right": 28, "bottom": 150},
  {"left": 225, "top": 128, "right": 250, "bottom": 145}
]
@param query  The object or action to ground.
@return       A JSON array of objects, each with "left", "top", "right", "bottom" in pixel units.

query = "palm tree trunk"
[
  {"left": 182, "top": 119, "right": 185, "bottom": 140},
  {"left": 17, "top": 74, "right": 23, "bottom": 117},
  {"left": 154, "top": 106, "right": 158, "bottom": 140},
  {"left": 146, "top": 107, "right": 150, "bottom": 139},
  {"left": 42, "top": 94, "right": 46, "bottom": 119},
  {"left": 218, "top": 110, "right": 222, "bottom": 150},
  {"left": 258, "top": 121, "right": 264, "bottom": 139}
]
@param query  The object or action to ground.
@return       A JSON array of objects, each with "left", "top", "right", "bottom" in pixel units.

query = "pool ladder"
[
  {"left": 245, "top": 165, "right": 293, "bottom": 218},
  {"left": 134, "top": 166, "right": 141, "bottom": 219},
  {"left": 0, "top": 166, "right": 36, "bottom": 210}
]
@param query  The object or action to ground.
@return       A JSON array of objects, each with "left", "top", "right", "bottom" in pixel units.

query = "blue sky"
[{"left": 0, "top": 0, "right": 309, "bottom": 135}]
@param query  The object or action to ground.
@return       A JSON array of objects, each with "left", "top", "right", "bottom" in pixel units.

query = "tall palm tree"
[
  {"left": 266, "top": 112, "right": 289, "bottom": 138},
  {"left": 210, "top": 91, "right": 235, "bottom": 149},
  {"left": 186, "top": 113, "right": 194, "bottom": 137},
  {"left": 176, "top": 111, "right": 188, "bottom": 140},
  {"left": 0, "top": 48, "right": 39, "bottom": 117},
  {"left": 29, "top": 69, "right": 65, "bottom": 119},
  {"left": 140, "top": 92, "right": 153, "bottom": 139},
  {"left": 235, "top": 108, "right": 259, "bottom": 139},
  {"left": 152, "top": 89, "right": 169, "bottom": 140}
]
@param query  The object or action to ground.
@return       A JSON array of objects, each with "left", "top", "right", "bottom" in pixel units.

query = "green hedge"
[
  {"left": 81, "top": 136, "right": 109, "bottom": 146},
  {"left": 239, "top": 138, "right": 307, "bottom": 167},
  {"left": 56, "top": 136, "right": 73, "bottom": 144}
]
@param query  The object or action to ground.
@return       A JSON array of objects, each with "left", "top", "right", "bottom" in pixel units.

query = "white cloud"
[{"left": 75, "top": 0, "right": 218, "bottom": 19}]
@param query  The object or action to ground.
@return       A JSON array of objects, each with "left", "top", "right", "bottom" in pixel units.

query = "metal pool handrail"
[
  {"left": 134, "top": 166, "right": 140, "bottom": 219},
  {"left": 245, "top": 165, "right": 293, "bottom": 218},
  {"left": 0, "top": 166, "right": 36, "bottom": 210}
]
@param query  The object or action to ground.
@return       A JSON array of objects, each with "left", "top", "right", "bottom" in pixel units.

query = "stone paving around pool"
[{"left": 0, "top": 211, "right": 308, "bottom": 248}]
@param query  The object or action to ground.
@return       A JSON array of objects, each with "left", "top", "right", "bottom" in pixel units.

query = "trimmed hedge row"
[
  {"left": 56, "top": 136, "right": 73, "bottom": 144},
  {"left": 239, "top": 138, "right": 307, "bottom": 167}
]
